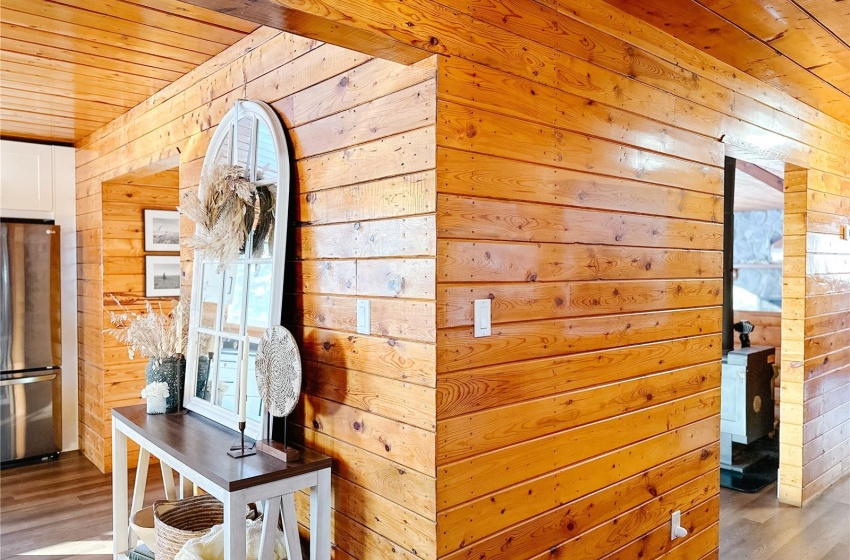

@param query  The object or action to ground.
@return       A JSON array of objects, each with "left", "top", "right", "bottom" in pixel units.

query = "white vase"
[{"left": 146, "top": 395, "right": 167, "bottom": 415}]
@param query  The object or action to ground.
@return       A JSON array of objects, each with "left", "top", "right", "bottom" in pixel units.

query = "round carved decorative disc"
[{"left": 254, "top": 326, "right": 301, "bottom": 417}]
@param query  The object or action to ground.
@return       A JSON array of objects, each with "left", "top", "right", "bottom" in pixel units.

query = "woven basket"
[{"left": 153, "top": 495, "right": 223, "bottom": 560}]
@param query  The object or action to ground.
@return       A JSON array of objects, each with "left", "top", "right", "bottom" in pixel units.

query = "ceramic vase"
[{"left": 145, "top": 356, "right": 185, "bottom": 413}]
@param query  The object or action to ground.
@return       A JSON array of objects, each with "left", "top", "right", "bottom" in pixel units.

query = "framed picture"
[
  {"left": 146, "top": 255, "right": 181, "bottom": 297},
  {"left": 144, "top": 209, "right": 180, "bottom": 252}
]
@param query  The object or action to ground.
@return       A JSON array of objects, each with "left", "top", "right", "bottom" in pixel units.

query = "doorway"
[{"left": 720, "top": 155, "right": 785, "bottom": 493}]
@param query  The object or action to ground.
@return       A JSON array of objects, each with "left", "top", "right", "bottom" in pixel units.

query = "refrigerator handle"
[
  {"left": 0, "top": 224, "right": 11, "bottom": 371},
  {"left": 0, "top": 373, "right": 57, "bottom": 387}
]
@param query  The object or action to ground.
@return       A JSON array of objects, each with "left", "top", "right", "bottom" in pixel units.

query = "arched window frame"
[{"left": 183, "top": 100, "right": 290, "bottom": 439}]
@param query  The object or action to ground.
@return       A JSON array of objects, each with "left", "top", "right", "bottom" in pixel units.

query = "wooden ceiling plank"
[
  {"left": 0, "top": 23, "right": 198, "bottom": 75},
  {"left": 743, "top": 56, "right": 850, "bottom": 120},
  {"left": 694, "top": 0, "right": 850, "bottom": 103},
  {"left": 1, "top": 0, "right": 227, "bottom": 57},
  {"left": 736, "top": 159, "right": 784, "bottom": 193},
  {"left": 0, "top": 95, "right": 125, "bottom": 121},
  {"left": 0, "top": 119, "right": 101, "bottom": 139},
  {"left": 601, "top": 0, "right": 850, "bottom": 124},
  {"left": 0, "top": 32, "right": 187, "bottom": 82},
  {"left": 0, "top": 0, "right": 259, "bottom": 143},
  {"left": 0, "top": 39, "right": 178, "bottom": 87},
  {"left": 0, "top": 6, "right": 212, "bottom": 66},
  {"left": 0, "top": 111, "right": 109, "bottom": 133},
  {"left": 117, "top": 0, "right": 259, "bottom": 33},
  {"left": 49, "top": 0, "right": 248, "bottom": 44},
  {"left": 697, "top": 0, "right": 848, "bottom": 71},
  {"left": 0, "top": 90, "right": 129, "bottom": 120},
  {"left": 0, "top": 104, "right": 111, "bottom": 132},
  {"left": 0, "top": 54, "right": 164, "bottom": 99},
  {"left": 0, "top": 58, "right": 155, "bottom": 98},
  {"left": 566, "top": 0, "right": 850, "bottom": 141},
  {"left": 1, "top": 127, "right": 78, "bottom": 144},
  {"left": 0, "top": 108, "right": 107, "bottom": 129},
  {"left": 792, "top": 0, "right": 850, "bottom": 47},
  {"left": 0, "top": 72, "right": 145, "bottom": 107}
]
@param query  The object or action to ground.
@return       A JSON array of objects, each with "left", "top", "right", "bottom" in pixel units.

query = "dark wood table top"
[{"left": 112, "top": 405, "right": 331, "bottom": 492}]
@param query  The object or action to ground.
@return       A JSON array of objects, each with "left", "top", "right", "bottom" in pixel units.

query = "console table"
[{"left": 112, "top": 405, "right": 331, "bottom": 560}]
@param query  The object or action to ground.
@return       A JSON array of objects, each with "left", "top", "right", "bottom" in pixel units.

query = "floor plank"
[
  {"left": 720, "top": 475, "right": 850, "bottom": 560},
  {"left": 0, "top": 451, "right": 166, "bottom": 560},
  {"left": 1, "top": 451, "right": 848, "bottom": 559}
]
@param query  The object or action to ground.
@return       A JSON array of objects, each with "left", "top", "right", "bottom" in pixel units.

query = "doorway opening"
[{"left": 720, "top": 154, "right": 785, "bottom": 493}]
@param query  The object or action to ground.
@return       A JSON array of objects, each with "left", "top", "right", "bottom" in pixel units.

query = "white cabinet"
[{"left": 0, "top": 140, "right": 55, "bottom": 218}]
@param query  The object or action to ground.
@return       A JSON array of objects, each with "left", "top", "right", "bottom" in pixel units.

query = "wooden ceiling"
[
  {"left": 0, "top": 0, "right": 259, "bottom": 145},
  {"left": 602, "top": 0, "right": 850, "bottom": 125},
  {"left": 734, "top": 160, "right": 785, "bottom": 211},
  {"left": 3, "top": 0, "right": 849, "bottom": 145}
]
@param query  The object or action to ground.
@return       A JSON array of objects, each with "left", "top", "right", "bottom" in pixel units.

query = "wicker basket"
[{"left": 153, "top": 495, "right": 223, "bottom": 560}]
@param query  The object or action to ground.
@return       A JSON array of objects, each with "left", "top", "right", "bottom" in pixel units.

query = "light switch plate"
[
  {"left": 356, "top": 299, "right": 370, "bottom": 335},
  {"left": 474, "top": 299, "right": 491, "bottom": 338},
  {"left": 841, "top": 224, "right": 850, "bottom": 240}
]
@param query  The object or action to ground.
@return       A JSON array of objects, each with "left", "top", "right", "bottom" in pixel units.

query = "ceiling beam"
[
  {"left": 736, "top": 160, "right": 784, "bottom": 193},
  {"left": 177, "top": 0, "right": 432, "bottom": 65}
]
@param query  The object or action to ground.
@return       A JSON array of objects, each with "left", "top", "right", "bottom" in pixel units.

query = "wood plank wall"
[
  {"left": 77, "top": 174, "right": 106, "bottom": 471},
  {"left": 73, "top": 0, "right": 850, "bottom": 556},
  {"left": 433, "top": 40, "right": 724, "bottom": 560},
  {"left": 780, "top": 167, "right": 850, "bottom": 506},
  {"left": 279, "top": 51, "right": 438, "bottom": 560},
  {"left": 76, "top": 169, "right": 179, "bottom": 471},
  {"left": 403, "top": 0, "right": 848, "bottom": 557},
  {"left": 75, "top": 28, "right": 438, "bottom": 556}
]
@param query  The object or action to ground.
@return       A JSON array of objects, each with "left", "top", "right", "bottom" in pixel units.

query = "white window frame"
[{"left": 183, "top": 100, "right": 290, "bottom": 439}]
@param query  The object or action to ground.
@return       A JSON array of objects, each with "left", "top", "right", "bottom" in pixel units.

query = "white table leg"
[
  {"left": 161, "top": 461, "right": 176, "bottom": 500},
  {"left": 281, "top": 494, "right": 303, "bottom": 560},
  {"left": 224, "top": 491, "right": 247, "bottom": 560},
  {"left": 112, "top": 424, "right": 129, "bottom": 558},
  {"left": 310, "top": 468, "right": 331, "bottom": 560},
  {"left": 129, "top": 449, "right": 150, "bottom": 546},
  {"left": 258, "top": 498, "right": 280, "bottom": 560},
  {"left": 179, "top": 473, "right": 193, "bottom": 499}
]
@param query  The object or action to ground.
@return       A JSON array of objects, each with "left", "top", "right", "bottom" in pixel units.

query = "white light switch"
[
  {"left": 841, "top": 224, "right": 850, "bottom": 240},
  {"left": 474, "top": 299, "right": 491, "bottom": 338},
  {"left": 356, "top": 299, "right": 370, "bottom": 335}
]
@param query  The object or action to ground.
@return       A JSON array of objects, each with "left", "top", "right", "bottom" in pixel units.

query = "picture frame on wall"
[
  {"left": 144, "top": 209, "right": 180, "bottom": 251},
  {"left": 146, "top": 255, "right": 181, "bottom": 297}
]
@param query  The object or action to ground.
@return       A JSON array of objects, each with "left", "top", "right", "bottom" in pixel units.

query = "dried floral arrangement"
[
  {"left": 106, "top": 297, "right": 188, "bottom": 364},
  {"left": 179, "top": 163, "right": 276, "bottom": 271}
]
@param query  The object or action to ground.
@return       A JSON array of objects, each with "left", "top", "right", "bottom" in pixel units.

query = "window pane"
[
  {"left": 222, "top": 264, "right": 246, "bottom": 334},
  {"left": 194, "top": 332, "right": 216, "bottom": 402},
  {"left": 213, "top": 336, "right": 240, "bottom": 412},
  {"left": 213, "top": 131, "right": 232, "bottom": 166},
  {"left": 246, "top": 339, "right": 262, "bottom": 422},
  {"left": 246, "top": 263, "right": 273, "bottom": 334},
  {"left": 255, "top": 121, "right": 278, "bottom": 184},
  {"left": 235, "top": 116, "right": 254, "bottom": 171},
  {"left": 199, "top": 263, "right": 222, "bottom": 330}
]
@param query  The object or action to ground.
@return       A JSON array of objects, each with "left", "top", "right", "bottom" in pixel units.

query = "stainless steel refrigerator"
[{"left": 0, "top": 220, "right": 62, "bottom": 464}]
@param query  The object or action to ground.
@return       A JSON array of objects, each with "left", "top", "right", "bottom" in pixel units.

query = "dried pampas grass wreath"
[{"left": 179, "top": 164, "right": 276, "bottom": 271}]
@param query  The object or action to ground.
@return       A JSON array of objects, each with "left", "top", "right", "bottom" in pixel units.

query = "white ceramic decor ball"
[{"left": 254, "top": 326, "right": 302, "bottom": 418}]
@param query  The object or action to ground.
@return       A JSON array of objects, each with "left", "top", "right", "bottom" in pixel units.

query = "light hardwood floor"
[
  {"left": 720, "top": 476, "right": 850, "bottom": 560},
  {"left": 1, "top": 452, "right": 848, "bottom": 559},
  {"left": 0, "top": 451, "right": 164, "bottom": 560}
]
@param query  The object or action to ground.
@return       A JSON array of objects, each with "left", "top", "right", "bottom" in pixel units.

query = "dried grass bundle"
[
  {"left": 106, "top": 297, "right": 188, "bottom": 363},
  {"left": 179, "top": 164, "right": 257, "bottom": 271}
]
